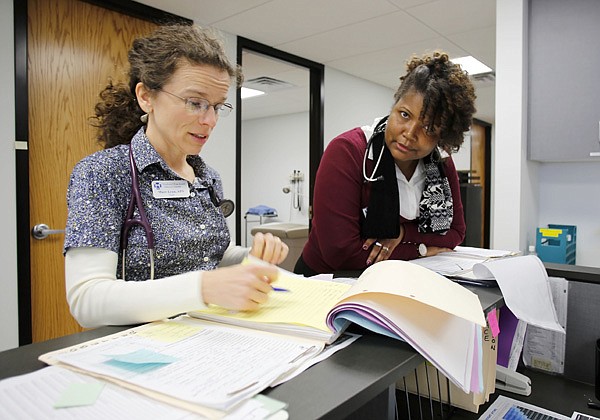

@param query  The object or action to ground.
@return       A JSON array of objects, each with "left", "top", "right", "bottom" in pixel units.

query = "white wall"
[
  {"left": 1, "top": 0, "right": 18, "bottom": 351},
  {"left": 493, "top": 0, "right": 540, "bottom": 255},
  {"left": 494, "top": 0, "right": 600, "bottom": 267},
  {"left": 323, "top": 67, "right": 394, "bottom": 148},
  {"left": 241, "top": 112, "right": 310, "bottom": 244},
  {"left": 239, "top": 68, "right": 395, "bottom": 247},
  {"left": 199, "top": 30, "right": 239, "bottom": 242},
  {"left": 538, "top": 163, "right": 600, "bottom": 266}
]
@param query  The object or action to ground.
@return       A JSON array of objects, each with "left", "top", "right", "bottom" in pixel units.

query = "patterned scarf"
[
  {"left": 361, "top": 117, "right": 453, "bottom": 239},
  {"left": 417, "top": 151, "right": 454, "bottom": 234}
]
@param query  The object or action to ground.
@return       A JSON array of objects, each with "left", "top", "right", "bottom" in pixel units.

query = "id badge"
[{"left": 152, "top": 180, "right": 190, "bottom": 198}]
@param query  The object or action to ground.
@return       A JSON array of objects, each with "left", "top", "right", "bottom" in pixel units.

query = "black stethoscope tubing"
[
  {"left": 362, "top": 116, "right": 388, "bottom": 183},
  {"left": 120, "top": 145, "right": 234, "bottom": 280},
  {"left": 121, "top": 145, "right": 156, "bottom": 281}
]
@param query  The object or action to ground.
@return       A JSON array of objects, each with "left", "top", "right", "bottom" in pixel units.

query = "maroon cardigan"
[{"left": 301, "top": 127, "right": 466, "bottom": 274}]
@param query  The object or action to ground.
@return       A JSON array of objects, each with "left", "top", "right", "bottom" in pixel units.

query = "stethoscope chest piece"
[
  {"left": 206, "top": 185, "right": 234, "bottom": 218},
  {"left": 219, "top": 199, "right": 235, "bottom": 218}
]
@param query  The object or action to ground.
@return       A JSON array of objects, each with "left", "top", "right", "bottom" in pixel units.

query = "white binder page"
[{"left": 474, "top": 255, "right": 564, "bottom": 333}]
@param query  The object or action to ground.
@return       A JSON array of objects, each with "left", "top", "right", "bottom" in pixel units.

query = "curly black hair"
[
  {"left": 90, "top": 24, "right": 242, "bottom": 149},
  {"left": 393, "top": 51, "right": 477, "bottom": 153}
]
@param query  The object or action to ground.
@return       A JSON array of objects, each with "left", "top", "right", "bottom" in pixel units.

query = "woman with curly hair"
[
  {"left": 295, "top": 51, "right": 477, "bottom": 276},
  {"left": 64, "top": 24, "right": 288, "bottom": 328}
]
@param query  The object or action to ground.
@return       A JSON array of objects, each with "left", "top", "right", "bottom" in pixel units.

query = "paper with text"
[
  {"left": 0, "top": 366, "right": 288, "bottom": 420},
  {"left": 522, "top": 276, "right": 568, "bottom": 373},
  {"left": 190, "top": 272, "right": 351, "bottom": 337},
  {"left": 411, "top": 246, "right": 518, "bottom": 278},
  {"left": 474, "top": 255, "right": 564, "bottom": 332},
  {"left": 0, "top": 366, "right": 201, "bottom": 419},
  {"left": 41, "top": 319, "right": 322, "bottom": 413}
]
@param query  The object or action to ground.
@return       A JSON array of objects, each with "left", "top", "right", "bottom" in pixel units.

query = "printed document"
[
  {"left": 479, "top": 395, "right": 570, "bottom": 420},
  {"left": 522, "top": 276, "right": 568, "bottom": 373},
  {"left": 40, "top": 318, "right": 322, "bottom": 414},
  {"left": 0, "top": 366, "right": 288, "bottom": 420},
  {"left": 411, "top": 246, "right": 518, "bottom": 280},
  {"left": 473, "top": 255, "right": 564, "bottom": 333}
]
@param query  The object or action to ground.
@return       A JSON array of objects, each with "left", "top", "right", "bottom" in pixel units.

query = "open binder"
[{"left": 190, "top": 260, "right": 487, "bottom": 393}]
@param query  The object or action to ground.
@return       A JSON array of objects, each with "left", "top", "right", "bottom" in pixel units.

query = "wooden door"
[
  {"left": 28, "top": 0, "right": 157, "bottom": 342},
  {"left": 469, "top": 122, "right": 487, "bottom": 247}
]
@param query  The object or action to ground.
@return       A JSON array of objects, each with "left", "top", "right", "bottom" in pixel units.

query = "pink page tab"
[{"left": 487, "top": 309, "right": 500, "bottom": 338}]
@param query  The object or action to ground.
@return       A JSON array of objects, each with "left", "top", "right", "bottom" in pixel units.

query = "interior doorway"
[
  {"left": 239, "top": 51, "right": 310, "bottom": 246},
  {"left": 235, "top": 37, "right": 324, "bottom": 245},
  {"left": 454, "top": 119, "right": 492, "bottom": 248}
]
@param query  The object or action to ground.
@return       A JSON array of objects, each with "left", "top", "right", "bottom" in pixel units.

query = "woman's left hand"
[
  {"left": 250, "top": 232, "right": 289, "bottom": 265},
  {"left": 363, "top": 224, "right": 405, "bottom": 265},
  {"left": 362, "top": 237, "right": 402, "bottom": 265}
]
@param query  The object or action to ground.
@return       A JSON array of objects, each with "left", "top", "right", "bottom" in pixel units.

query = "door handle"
[{"left": 31, "top": 223, "right": 65, "bottom": 240}]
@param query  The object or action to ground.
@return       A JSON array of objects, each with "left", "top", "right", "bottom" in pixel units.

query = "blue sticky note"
[
  {"left": 103, "top": 349, "right": 178, "bottom": 373},
  {"left": 107, "top": 349, "right": 178, "bottom": 364},
  {"left": 54, "top": 382, "right": 104, "bottom": 408}
]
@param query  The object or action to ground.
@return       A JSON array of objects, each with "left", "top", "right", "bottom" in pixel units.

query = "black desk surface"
[
  {"left": 451, "top": 367, "right": 598, "bottom": 419},
  {"left": 0, "top": 286, "right": 504, "bottom": 419},
  {"left": 0, "top": 325, "right": 423, "bottom": 419}
]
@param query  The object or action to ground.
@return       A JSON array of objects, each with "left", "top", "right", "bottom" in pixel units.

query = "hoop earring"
[{"left": 140, "top": 113, "right": 148, "bottom": 124}]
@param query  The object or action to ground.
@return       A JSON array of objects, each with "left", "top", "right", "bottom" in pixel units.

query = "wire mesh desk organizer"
[{"left": 244, "top": 205, "right": 278, "bottom": 246}]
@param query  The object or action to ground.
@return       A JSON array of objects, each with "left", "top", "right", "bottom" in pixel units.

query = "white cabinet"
[{"left": 528, "top": 0, "right": 600, "bottom": 161}]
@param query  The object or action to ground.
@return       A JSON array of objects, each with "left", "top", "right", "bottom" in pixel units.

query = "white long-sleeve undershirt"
[{"left": 65, "top": 244, "right": 248, "bottom": 328}]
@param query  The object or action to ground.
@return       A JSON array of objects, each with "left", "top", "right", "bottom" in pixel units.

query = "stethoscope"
[
  {"left": 362, "top": 116, "right": 388, "bottom": 183},
  {"left": 120, "top": 145, "right": 234, "bottom": 281}
]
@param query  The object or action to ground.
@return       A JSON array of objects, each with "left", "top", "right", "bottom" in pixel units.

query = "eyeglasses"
[{"left": 159, "top": 89, "right": 233, "bottom": 117}]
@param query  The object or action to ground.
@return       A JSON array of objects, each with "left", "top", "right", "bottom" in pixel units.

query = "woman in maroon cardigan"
[{"left": 295, "top": 51, "right": 477, "bottom": 276}]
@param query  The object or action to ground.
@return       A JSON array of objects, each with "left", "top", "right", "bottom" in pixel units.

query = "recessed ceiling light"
[
  {"left": 451, "top": 56, "right": 493, "bottom": 76},
  {"left": 241, "top": 87, "right": 265, "bottom": 99}
]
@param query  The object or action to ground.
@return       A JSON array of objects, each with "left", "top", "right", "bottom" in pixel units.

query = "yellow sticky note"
[
  {"left": 136, "top": 321, "right": 203, "bottom": 343},
  {"left": 539, "top": 228, "right": 562, "bottom": 238}
]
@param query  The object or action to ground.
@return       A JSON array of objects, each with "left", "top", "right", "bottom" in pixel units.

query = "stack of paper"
[
  {"left": 193, "top": 260, "right": 489, "bottom": 394},
  {"left": 189, "top": 275, "right": 352, "bottom": 344},
  {"left": 411, "top": 246, "right": 519, "bottom": 284},
  {"left": 0, "top": 365, "right": 292, "bottom": 419},
  {"left": 472, "top": 255, "right": 564, "bottom": 333},
  {"left": 326, "top": 260, "right": 487, "bottom": 393},
  {"left": 39, "top": 318, "right": 324, "bottom": 417}
]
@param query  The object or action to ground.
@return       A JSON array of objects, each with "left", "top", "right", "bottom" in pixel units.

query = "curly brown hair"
[
  {"left": 91, "top": 24, "right": 242, "bottom": 149},
  {"left": 393, "top": 51, "right": 476, "bottom": 153}
]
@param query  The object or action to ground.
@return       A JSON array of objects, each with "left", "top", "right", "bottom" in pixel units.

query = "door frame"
[
  {"left": 473, "top": 118, "right": 492, "bottom": 249},
  {"left": 13, "top": 0, "right": 188, "bottom": 345},
  {"left": 235, "top": 37, "right": 324, "bottom": 243}
]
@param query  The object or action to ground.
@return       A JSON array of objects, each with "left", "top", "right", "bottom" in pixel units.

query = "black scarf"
[{"left": 361, "top": 117, "right": 453, "bottom": 239}]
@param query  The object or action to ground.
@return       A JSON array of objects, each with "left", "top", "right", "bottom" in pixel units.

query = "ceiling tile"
[
  {"left": 133, "top": 0, "right": 495, "bottom": 123},
  {"left": 211, "top": 0, "right": 400, "bottom": 46},
  {"left": 407, "top": 0, "right": 496, "bottom": 35},
  {"left": 279, "top": 10, "right": 439, "bottom": 63},
  {"left": 325, "top": 37, "right": 468, "bottom": 79},
  {"left": 447, "top": 26, "right": 496, "bottom": 69},
  {"left": 387, "top": 0, "right": 437, "bottom": 9},
  {"left": 135, "top": 0, "right": 272, "bottom": 23}
]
